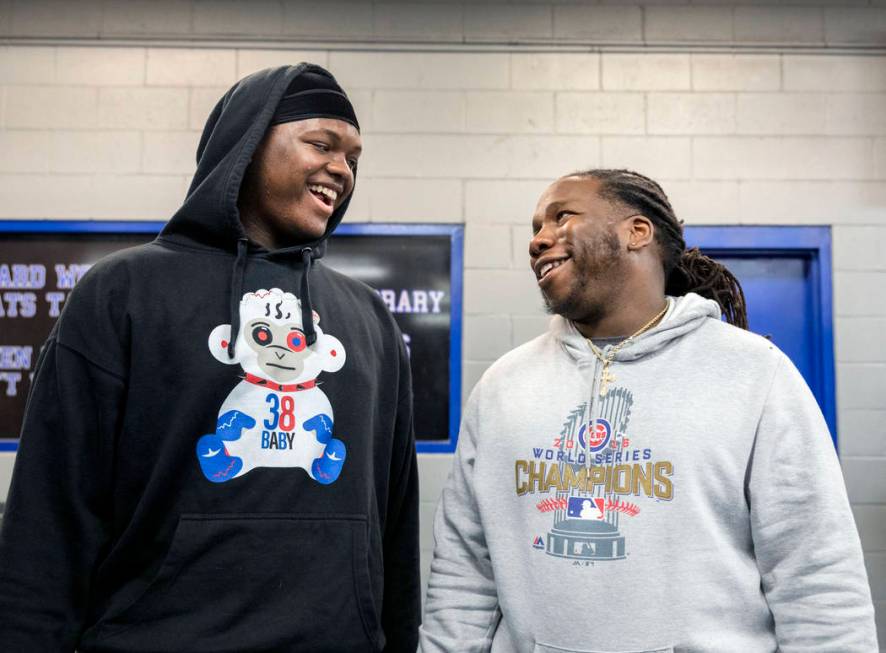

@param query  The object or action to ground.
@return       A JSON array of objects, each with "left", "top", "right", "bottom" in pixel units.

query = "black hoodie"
[{"left": 0, "top": 64, "right": 420, "bottom": 652}]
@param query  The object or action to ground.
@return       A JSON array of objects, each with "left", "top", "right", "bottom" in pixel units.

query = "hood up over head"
[{"left": 158, "top": 63, "right": 360, "bottom": 350}]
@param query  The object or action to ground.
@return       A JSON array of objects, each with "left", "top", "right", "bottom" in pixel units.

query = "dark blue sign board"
[{"left": 0, "top": 221, "right": 464, "bottom": 454}]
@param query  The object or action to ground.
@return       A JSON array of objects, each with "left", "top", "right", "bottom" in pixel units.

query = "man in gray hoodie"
[{"left": 420, "top": 169, "right": 877, "bottom": 652}]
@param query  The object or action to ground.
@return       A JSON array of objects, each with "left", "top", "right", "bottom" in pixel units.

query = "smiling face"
[
  {"left": 529, "top": 176, "right": 634, "bottom": 324},
  {"left": 238, "top": 117, "right": 362, "bottom": 249}
]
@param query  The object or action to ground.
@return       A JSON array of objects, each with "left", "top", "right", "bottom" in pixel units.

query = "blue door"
[{"left": 686, "top": 227, "right": 837, "bottom": 447}]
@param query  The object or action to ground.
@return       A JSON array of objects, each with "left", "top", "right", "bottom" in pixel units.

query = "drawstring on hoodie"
[
  {"left": 300, "top": 247, "right": 318, "bottom": 346},
  {"left": 227, "top": 238, "right": 249, "bottom": 360}
]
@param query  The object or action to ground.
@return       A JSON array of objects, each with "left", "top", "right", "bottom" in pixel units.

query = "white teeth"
[
  {"left": 308, "top": 184, "right": 338, "bottom": 202},
  {"left": 539, "top": 259, "right": 565, "bottom": 279}
]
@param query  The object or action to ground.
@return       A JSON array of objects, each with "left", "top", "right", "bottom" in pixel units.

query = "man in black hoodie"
[{"left": 0, "top": 64, "right": 420, "bottom": 652}]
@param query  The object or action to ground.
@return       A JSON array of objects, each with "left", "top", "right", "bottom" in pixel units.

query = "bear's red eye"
[
  {"left": 252, "top": 325, "right": 272, "bottom": 346},
  {"left": 287, "top": 330, "right": 306, "bottom": 352}
]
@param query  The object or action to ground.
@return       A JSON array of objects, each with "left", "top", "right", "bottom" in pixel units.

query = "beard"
[{"left": 541, "top": 228, "right": 625, "bottom": 323}]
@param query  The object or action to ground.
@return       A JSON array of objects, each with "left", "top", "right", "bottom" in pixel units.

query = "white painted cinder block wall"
[{"left": 0, "top": 0, "right": 884, "bottom": 645}]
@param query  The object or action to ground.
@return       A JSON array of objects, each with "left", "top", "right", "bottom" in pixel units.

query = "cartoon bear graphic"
[{"left": 196, "top": 288, "right": 346, "bottom": 485}]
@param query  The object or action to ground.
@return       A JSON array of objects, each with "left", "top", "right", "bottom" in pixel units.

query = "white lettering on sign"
[
  {"left": 377, "top": 289, "right": 446, "bottom": 314},
  {"left": 0, "top": 346, "right": 32, "bottom": 370},
  {"left": 54, "top": 264, "right": 90, "bottom": 290},
  {"left": 0, "top": 292, "right": 37, "bottom": 318},
  {"left": 0, "top": 264, "right": 46, "bottom": 290},
  {"left": 0, "top": 372, "right": 21, "bottom": 397}
]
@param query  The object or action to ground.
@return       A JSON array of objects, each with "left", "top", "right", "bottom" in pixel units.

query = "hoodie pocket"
[
  {"left": 95, "top": 514, "right": 380, "bottom": 653},
  {"left": 534, "top": 644, "right": 674, "bottom": 653}
]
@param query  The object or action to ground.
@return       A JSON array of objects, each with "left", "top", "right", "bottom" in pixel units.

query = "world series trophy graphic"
[{"left": 546, "top": 387, "right": 634, "bottom": 561}]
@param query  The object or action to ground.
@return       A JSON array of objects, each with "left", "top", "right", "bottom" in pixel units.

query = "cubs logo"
[{"left": 577, "top": 418, "right": 612, "bottom": 453}]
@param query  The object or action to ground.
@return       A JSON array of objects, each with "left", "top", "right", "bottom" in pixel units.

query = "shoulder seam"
[{"left": 55, "top": 340, "right": 127, "bottom": 381}]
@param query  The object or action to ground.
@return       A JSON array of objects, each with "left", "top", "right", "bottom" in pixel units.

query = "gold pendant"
[{"left": 599, "top": 366, "right": 615, "bottom": 397}]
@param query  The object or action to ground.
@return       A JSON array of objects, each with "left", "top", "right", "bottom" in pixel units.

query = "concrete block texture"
[
  {"left": 99, "top": 87, "right": 189, "bottom": 130},
  {"left": 837, "top": 318, "right": 886, "bottom": 363},
  {"left": 463, "top": 314, "right": 513, "bottom": 360},
  {"left": 193, "top": 0, "right": 283, "bottom": 36},
  {"left": 665, "top": 180, "right": 741, "bottom": 224},
  {"left": 5, "top": 86, "right": 98, "bottom": 129},
  {"left": 101, "top": 0, "right": 193, "bottom": 36},
  {"left": 644, "top": 6, "right": 734, "bottom": 43},
  {"left": 188, "top": 87, "right": 229, "bottom": 130},
  {"left": 824, "top": 7, "right": 886, "bottom": 46},
  {"left": 784, "top": 55, "right": 886, "bottom": 93},
  {"left": 826, "top": 95, "right": 886, "bottom": 137},
  {"left": 877, "top": 139, "right": 886, "bottom": 180},
  {"left": 835, "top": 272, "right": 886, "bottom": 316},
  {"left": 843, "top": 457, "right": 886, "bottom": 503},
  {"left": 376, "top": 3, "right": 463, "bottom": 41},
  {"left": 464, "top": 268, "right": 542, "bottom": 315},
  {"left": 853, "top": 505, "right": 886, "bottom": 552},
  {"left": 556, "top": 92, "right": 645, "bottom": 135},
  {"left": 360, "top": 134, "right": 598, "bottom": 179},
  {"left": 691, "top": 54, "right": 781, "bottom": 92},
  {"left": 834, "top": 226, "right": 886, "bottom": 271},
  {"left": 372, "top": 91, "right": 465, "bottom": 133},
  {"left": 738, "top": 181, "right": 886, "bottom": 224},
  {"left": 330, "top": 52, "right": 509, "bottom": 90},
  {"left": 146, "top": 48, "right": 237, "bottom": 87},
  {"left": 52, "top": 131, "right": 142, "bottom": 174},
  {"left": 465, "top": 4, "right": 552, "bottom": 41},
  {"left": 693, "top": 137, "right": 874, "bottom": 181},
  {"left": 142, "top": 131, "right": 201, "bottom": 175},
  {"left": 601, "top": 136, "right": 692, "bottom": 180},
  {"left": 0, "top": 130, "right": 50, "bottom": 173},
  {"left": 9, "top": 0, "right": 101, "bottom": 38},
  {"left": 836, "top": 363, "right": 886, "bottom": 410},
  {"left": 648, "top": 93, "right": 736, "bottom": 135},
  {"left": 736, "top": 94, "right": 826, "bottom": 135},
  {"left": 0, "top": 174, "right": 97, "bottom": 218},
  {"left": 90, "top": 175, "right": 188, "bottom": 220},
  {"left": 0, "top": 454, "right": 14, "bottom": 503},
  {"left": 602, "top": 53, "right": 691, "bottom": 91},
  {"left": 465, "top": 178, "right": 552, "bottom": 224},
  {"left": 282, "top": 1, "right": 373, "bottom": 40},
  {"left": 465, "top": 223, "right": 513, "bottom": 270},
  {"left": 237, "top": 50, "right": 328, "bottom": 79},
  {"left": 465, "top": 91, "right": 554, "bottom": 134},
  {"left": 553, "top": 5, "right": 643, "bottom": 43},
  {"left": 734, "top": 7, "right": 825, "bottom": 44},
  {"left": 840, "top": 410, "right": 886, "bottom": 458},
  {"left": 865, "top": 552, "right": 886, "bottom": 600},
  {"left": 364, "top": 178, "right": 463, "bottom": 222},
  {"left": 511, "top": 53, "right": 599, "bottom": 92},
  {"left": 56, "top": 47, "right": 146, "bottom": 87},
  {"left": 0, "top": 46, "right": 55, "bottom": 85}
]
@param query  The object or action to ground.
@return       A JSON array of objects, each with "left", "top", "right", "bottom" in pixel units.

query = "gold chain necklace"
[{"left": 584, "top": 302, "right": 669, "bottom": 397}]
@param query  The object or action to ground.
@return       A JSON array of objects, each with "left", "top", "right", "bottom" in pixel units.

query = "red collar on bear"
[{"left": 243, "top": 373, "right": 317, "bottom": 393}]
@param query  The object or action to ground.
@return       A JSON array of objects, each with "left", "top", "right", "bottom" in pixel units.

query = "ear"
[
  {"left": 316, "top": 334, "right": 346, "bottom": 373},
  {"left": 208, "top": 324, "right": 240, "bottom": 364},
  {"left": 625, "top": 215, "right": 655, "bottom": 251}
]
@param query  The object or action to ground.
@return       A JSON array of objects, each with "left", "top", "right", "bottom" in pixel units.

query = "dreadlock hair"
[{"left": 570, "top": 168, "right": 748, "bottom": 329}]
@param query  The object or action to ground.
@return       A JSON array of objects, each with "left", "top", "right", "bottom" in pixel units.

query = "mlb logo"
[
  {"left": 567, "top": 496, "right": 605, "bottom": 520},
  {"left": 532, "top": 536, "right": 545, "bottom": 549}
]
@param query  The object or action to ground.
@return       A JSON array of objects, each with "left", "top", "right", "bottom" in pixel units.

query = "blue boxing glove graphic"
[
  {"left": 196, "top": 410, "right": 255, "bottom": 483},
  {"left": 306, "top": 413, "right": 347, "bottom": 485}
]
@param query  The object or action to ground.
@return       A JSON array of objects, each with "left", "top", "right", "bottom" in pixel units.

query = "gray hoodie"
[{"left": 420, "top": 293, "right": 877, "bottom": 653}]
